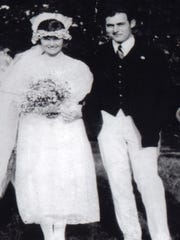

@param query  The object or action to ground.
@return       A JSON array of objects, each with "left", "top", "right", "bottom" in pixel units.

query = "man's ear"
[{"left": 130, "top": 19, "right": 136, "bottom": 28}]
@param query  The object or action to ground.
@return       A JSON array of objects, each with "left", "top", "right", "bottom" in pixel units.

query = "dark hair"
[
  {"left": 37, "top": 19, "right": 70, "bottom": 49},
  {"left": 98, "top": 1, "right": 137, "bottom": 24},
  {"left": 38, "top": 19, "right": 65, "bottom": 31}
]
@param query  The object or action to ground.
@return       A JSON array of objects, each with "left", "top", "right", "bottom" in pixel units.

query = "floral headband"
[{"left": 30, "top": 12, "right": 73, "bottom": 44}]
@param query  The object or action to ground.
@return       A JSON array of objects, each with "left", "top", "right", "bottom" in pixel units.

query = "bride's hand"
[{"left": 61, "top": 104, "right": 82, "bottom": 123}]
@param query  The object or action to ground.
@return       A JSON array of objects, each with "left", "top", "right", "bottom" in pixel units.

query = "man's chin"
[{"left": 112, "top": 36, "right": 124, "bottom": 43}]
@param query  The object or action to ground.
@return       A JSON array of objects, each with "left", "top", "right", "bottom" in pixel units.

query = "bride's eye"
[
  {"left": 42, "top": 36, "right": 59, "bottom": 41},
  {"left": 42, "top": 36, "right": 51, "bottom": 40}
]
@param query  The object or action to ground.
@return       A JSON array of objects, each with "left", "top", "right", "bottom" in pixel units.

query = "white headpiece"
[{"left": 30, "top": 12, "right": 73, "bottom": 44}]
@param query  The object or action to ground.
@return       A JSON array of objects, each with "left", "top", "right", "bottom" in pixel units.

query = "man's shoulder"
[
  {"left": 95, "top": 38, "right": 165, "bottom": 58},
  {"left": 134, "top": 38, "right": 166, "bottom": 58}
]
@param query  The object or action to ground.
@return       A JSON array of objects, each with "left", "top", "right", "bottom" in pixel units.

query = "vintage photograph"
[{"left": 0, "top": 0, "right": 180, "bottom": 239}]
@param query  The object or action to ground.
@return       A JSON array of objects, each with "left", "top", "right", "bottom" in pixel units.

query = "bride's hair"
[{"left": 38, "top": 19, "right": 65, "bottom": 31}]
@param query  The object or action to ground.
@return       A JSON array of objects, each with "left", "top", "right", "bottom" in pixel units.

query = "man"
[{"left": 83, "top": 3, "right": 173, "bottom": 240}]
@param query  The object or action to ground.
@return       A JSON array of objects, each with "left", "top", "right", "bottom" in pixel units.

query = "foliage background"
[{"left": 0, "top": 0, "right": 180, "bottom": 84}]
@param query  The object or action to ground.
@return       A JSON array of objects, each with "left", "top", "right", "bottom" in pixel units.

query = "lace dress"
[{"left": 0, "top": 46, "right": 99, "bottom": 225}]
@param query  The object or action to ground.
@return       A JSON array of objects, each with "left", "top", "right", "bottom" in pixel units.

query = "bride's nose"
[{"left": 49, "top": 39, "right": 56, "bottom": 46}]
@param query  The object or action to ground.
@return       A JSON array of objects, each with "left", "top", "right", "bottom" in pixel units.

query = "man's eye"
[{"left": 117, "top": 23, "right": 125, "bottom": 26}]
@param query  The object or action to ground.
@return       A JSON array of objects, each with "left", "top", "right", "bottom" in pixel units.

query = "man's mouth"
[{"left": 113, "top": 33, "right": 122, "bottom": 36}]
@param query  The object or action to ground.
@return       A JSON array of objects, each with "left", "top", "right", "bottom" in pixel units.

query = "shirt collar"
[{"left": 112, "top": 35, "right": 135, "bottom": 57}]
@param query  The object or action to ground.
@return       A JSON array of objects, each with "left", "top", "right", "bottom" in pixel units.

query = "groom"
[{"left": 83, "top": 2, "right": 173, "bottom": 240}]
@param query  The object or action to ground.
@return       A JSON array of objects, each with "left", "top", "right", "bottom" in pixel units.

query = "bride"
[{"left": 0, "top": 12, "right": 99, "bottom": 240}]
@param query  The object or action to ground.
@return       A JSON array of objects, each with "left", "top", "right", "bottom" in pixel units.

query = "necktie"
[{"left": 117, "top": 44, "right": 124, "bottom": 59}]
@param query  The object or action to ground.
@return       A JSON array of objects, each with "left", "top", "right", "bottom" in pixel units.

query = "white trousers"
[
  {"left": 98, "top": 110, "right": 171, "bottom": 240},
  {"left": 41, "top": 223, "right": 66, "bottom": 240}
]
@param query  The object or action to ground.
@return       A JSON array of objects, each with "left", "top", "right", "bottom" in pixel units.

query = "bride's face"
[{"left": 40, "top": 36, "right": 63, "bottom": 56}]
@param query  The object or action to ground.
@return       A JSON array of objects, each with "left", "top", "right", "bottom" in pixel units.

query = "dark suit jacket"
[{"left": 83, "top": 38, "right": 175, "bottom": 147}]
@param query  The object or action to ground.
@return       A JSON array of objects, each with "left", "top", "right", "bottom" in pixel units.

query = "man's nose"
[{"left": 113, "top": 25, "right": 119, "bottom": 33}]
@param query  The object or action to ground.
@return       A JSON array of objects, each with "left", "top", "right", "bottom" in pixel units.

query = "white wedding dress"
[{"left": 0, "top": 45, "right": 99, "bottom": 225}]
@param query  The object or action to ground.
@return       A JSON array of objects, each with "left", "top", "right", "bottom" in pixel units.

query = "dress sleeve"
[{"left": 69, "top": 60, "right": 93, "bottom": 104}]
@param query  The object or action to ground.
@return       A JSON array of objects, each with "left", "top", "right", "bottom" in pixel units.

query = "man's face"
[{"left": 105, "top": 12, "right": 135, "bottom": 43}]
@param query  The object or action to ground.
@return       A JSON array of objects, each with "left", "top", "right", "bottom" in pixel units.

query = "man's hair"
[{"left": 97, "top": 1, "right": 137, "bottom": 24}]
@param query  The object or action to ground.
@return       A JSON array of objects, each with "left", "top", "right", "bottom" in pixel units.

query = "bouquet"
[{"left": 20, "top": 78, "right": 71, "bottom": 118}]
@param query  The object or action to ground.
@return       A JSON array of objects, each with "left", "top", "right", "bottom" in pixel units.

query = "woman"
[
  {"left": 0, "top": 12, "right": 99, "bottom": 240},
  {"left": 0, "top": 48, "right": 12, "bottom": 85}
]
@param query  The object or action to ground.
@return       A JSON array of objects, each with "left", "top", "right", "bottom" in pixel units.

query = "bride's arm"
[{"left": 61, "top": 61, "right": 93, "bottom": 122}]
